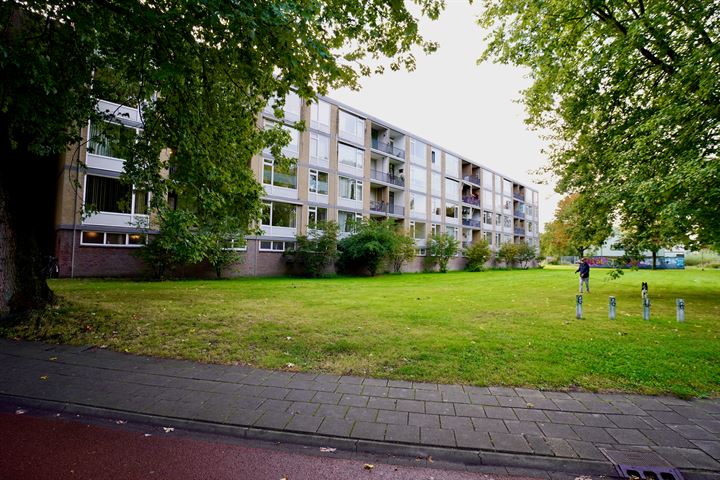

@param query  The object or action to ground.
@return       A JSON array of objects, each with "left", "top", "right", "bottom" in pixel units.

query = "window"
[
  {"left": 445, "top": 203, "right": 458, "bottom": 218},
  {"left": 338, "top": 143, "right": 364, "bottom": 169},
  {"left": 339, "top": 177, "right": 363, "bottom": 201},
  {"left": 261, "top": 201, "right": 297, "bottom": 228},
  {"left": 88, "top": 121, "right": 136, "bottom": 159},
  {"left": 483, "top": 189, "right": 493, "bottom": 208},
  {"left": 416, "top": 247, "right": 427, "bottom": 256},
  {"left": 431, "top": 172, "right": 442, "bottom": 196},
  {"left": 445, "top": 178, "right": 459, "bottom": 201},
  {"left": 431, "top": 224, "right": 440, "bottom": 236},
  {"left": 410, "top": 139, "right": 426, "bottom": 165},
  {"left": 310, "top": 100, "right": 330, "bottom": 130},
  {"left": 263, "top": 158, "right": 297, "bottom": 189},
  {"left": 431, "top": 197, "right": 442, "bottom": 216},
  {"left": 284, "top": 91, "right": 302, "bottom": 120},
  {"left": 410, "top": 221, "right": 426, "bottom": 240},
  {"left": 484, "top": 231, "right": 492, "bottom": 244},
  {"left": 338, "top": 210, "right": 362, "bottom": 233},
  {"left": 309, "top": 169, "right": 329, "bottom": 195},
  {"left": 81, "top": 231, "right": 146, "bottom": 247},
  {"left": 495, "top": 175, "right": 502, "bottom": 192},
  {"left": 265, "top": 120, "right": 300, "bottom": 157},
  {"left": 482, "top": 169, "right": 493, "bottom": 189},
  {"left": 431, "top": 149, "right": 441, "bottom": 171},
  {"left": 503, "top": 198, "right": 512, "bottom": 212},
  {"left": 503, "top": 234, "right": 512, "bottom": 244},
  {"left": 338, "top": 110, "right": 365, "bottom": 142},
  {"left": 85, "top": 175, "right": 148, "bottom": 214},
  {"left": 308, "top": 206, "right": 328, "bottom": 227},
  {"left": 445, "top": 154, "right": 460, "bottom": 178},
  {"left": 411, "top": 192, "right": 426, "bottom": 215},
  {"left": 503, "top": 215, "right": 512, "bottom": 228},
  {"left": 483, "top": 211, "right": 493, "bottom": 225},
  {"left": 446, "top": 226, "right": 457, "bottom": 240},
  {"left": 309, "top": 132, "right": 329, "bottom": 164},
  {"left": 411, "top": 165, "right": 427, "bottom": 192},
  {"left": 528, "top": 222, "right": 534, "bottom": 233},
  {"left": 260, "top": 240, "right": 296, "bottom": 252},
  {"left": 496, "top": 213, "right": 502, "bottom": 226},
  {"left": 495, "top": 233, "right": 502, "bottom": 245},
  {"left": 495, "top": 194, "right": 502, "bottom": 211},
  {"left": 503, "top": 179, "right": 512, "bottom": 195},
  {"left": 526, "top": 205, "right": 533, "bottom": 217}
]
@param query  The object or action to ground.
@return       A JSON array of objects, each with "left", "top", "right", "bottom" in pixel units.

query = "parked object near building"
[{"left": 52, "top": 95, "right": 541, "bottom": 277}]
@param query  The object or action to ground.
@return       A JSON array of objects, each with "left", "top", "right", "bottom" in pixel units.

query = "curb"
[{"left": 6, "top": 393, "right": 719, "bottom": 480}]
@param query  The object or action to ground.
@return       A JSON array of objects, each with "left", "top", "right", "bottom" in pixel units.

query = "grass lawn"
[{"left": 2, "top": 267, "right": 719, "bottom": 397}]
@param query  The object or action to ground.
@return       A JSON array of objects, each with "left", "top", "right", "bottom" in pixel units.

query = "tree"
[
  {"left": 479, "top": 0, "right": 720, "bottom": 251},
  {"left": 426, "top": 233, "right": 459, "bottom": 273},
  {"left": 465, "top": 239, "right": 491, "bottom": 272},
  {"left": 388, "top": 232, "right": 417, "bottom": 274},
  {"left": 545, "top": 194, "right": 613, "bottom": 258},
  {"left": 286, "top": 221, "right": 339, "bottom": 278},
  {"left": 496, "top": 242, "right": 519, "bottom": 269},
  {"left": 515, "top": 242, "right": 537, "bottom": 269},
  {"left": 337, "top": 219, "right": 402, "bottom": 276},
  {"left": 0, "top": 0, "right": 443, "bottom": 317}
]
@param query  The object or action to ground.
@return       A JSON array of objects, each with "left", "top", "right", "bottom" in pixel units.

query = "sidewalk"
[{"left": 1, "top": 339, "right": 718, "bottom": 479}]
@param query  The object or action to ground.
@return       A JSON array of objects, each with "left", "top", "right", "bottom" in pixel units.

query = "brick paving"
[{"left": 1, "top": 339, "right": 719, "bottom": 476}]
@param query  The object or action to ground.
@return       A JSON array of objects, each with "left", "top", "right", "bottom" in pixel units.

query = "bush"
[
  {"left": 338, "top": 219, "right": 402, "bottom": 276},
  {"left": 496, "top": 242, "right": 519, "bottom": 269},
  {"left": 465, "top": 239, "right": 491, "bottom": 271},
  {"left": 427, "top": 233, "right": 459, "bottom": 273},
  {"left": 286, "top": 221, "right": 339, "bottom": 277},
  {"left": 516, "top": 241, "right": 537, "bottom": 268}
]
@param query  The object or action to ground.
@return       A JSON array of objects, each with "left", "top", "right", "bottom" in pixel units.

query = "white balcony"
[{"left": 83, "top": 212, "right": 149, "bottom": 229}]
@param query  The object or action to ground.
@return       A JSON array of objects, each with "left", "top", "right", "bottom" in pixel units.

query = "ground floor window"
[
  {"left": 81, "top": 231, "right": 147, "bottom": 246},
  {"left": 259, "top": 240, "right": 296, "bottom": 252}
]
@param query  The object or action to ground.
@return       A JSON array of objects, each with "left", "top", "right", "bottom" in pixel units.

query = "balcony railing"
[
  {"left": 462, "top": 218, "right": 482, "bottom": 228},
  {"left": 462, "top": 195, "right": 480, "bottom": 207},
  {"left": 370, "top": 169, "right": 404, "bottom": 187},
  {"left": 371, "top": 139, "right": 405, "bottom": 159},
  {"left": 463, "top": 175, "right": 481, "bottom": 186},
  {"left": 370, "top": 200, "right": 405, "bottom": 216},
  {"left": 513, "top": 192, "right": 525, "bottom": 201},
  {"left": 514, "top": 227, "right": 525, "bottom": 236},
  {"left": 514, "top": 210, "right": 525, "bottom": 219}
]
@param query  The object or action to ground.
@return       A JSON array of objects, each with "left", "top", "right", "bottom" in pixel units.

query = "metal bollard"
[
  {"left": 609, "top": 296, "right": 616, "bottom": 320},
  {"left": 576, "top": 295, "right": 583, "bottom": 319},
  {"left": 676, "top": 298, "right": 685, "bottom": 322},
  {"left": 643, "top": 297, "right": 650, "bottom": 321}
]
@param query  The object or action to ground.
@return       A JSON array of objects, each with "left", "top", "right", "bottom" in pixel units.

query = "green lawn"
[{"left": 3, "top": 267, "right": 719, "bottom": 397}]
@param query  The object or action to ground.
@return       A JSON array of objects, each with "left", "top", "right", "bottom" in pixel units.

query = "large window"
[
  {"left": 338, "top": 210, "right": 362, "bottom": 233},
  {"left": 262, "top": 201, "right": 297, "bottom": 228},
  {"left": 338, "top": 143, "right": 364, "bottom": 169},
  {"left": 431, "top": 172, "right": 442, "bottom": 196},
  {"left": 259, "top": 240, "right": 296, "bottom": 252},
  {"left": 445, "top": 154, "right": 460, "bottom": 178},
  {"left": 445, "top": 178, "right": 459, "bottom": 201},
  {"left": 446, "top": 226, "right": 458, "bottom": 240},
  {"left": 308, "top": 206, "right": 328, "bottom": 227},
  {"left": 504, "top": 215, "right": 512, "bottom": 228},
  {"left": 410, "top": 221, "right": 426, "bottom": 240},
  {"left": 85, "top": 175, "right": 147, "bottom": 214},
  {"left": 483, "top": 210, "right": 493, "bottom": 225},
  {"left": 309, "top": 169, "right": 329, "bottom": 195},
  {"left": 445, "top": 203, "right": 458, "bottom": 219},
  {"left": 503, "top": 179, "right": 512, "bottom": 195},
  {"left": 263, "top": 158, "right": 297, "bottom": 189},
  {"left": 410, "top": 139, "right": 426, "bottom": 165},
  {"left": 310, "top": 100, "right": 330, "bottom": 130},
  {"left": 265, "top": 120, "right": 300, "bottom": 157},
  {"left": 81, "top": 231, "right": 146, "bottom": 247},
  {"left": 88, "top": 121, "right": 136, "bottom": 159},
  {"left": 483, "top": 189, "right": 493, "bottom": 208},
  {"left": 431, "top": 197, "right": 442, "bottom": 217},
  {"left": 495, "top": 175, "right": 502, "bottom": 192},
  {"left": 339, "top": 177, "right": 363, "bottom": 201},
  {"left": 410, "top": 192, "right": 426, "bottom": 215},
  {"left": 310, "top": 132, "right": 330, "bottom": 164},
  {"left": 338, "top": 110, "right": 365, "bottom": 142},
  {"left": 482, "top": 169, "right": 493, "bottom": 189},
  {"left": 411, "top": 165, "right": 427, "bottom": 192}
]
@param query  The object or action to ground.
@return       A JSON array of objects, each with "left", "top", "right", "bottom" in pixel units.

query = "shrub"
[
  {"left": 427, "top": 233, "right": 459, "bottom": 273},
  {"left": 389, "top": 232, "right": 417, "bottom": 273},
  {"left": 516, "top": 241, "right": 537, "bottom": 269},
  {"left": 286, "top": 221, "right": 339, "bottom": 277},
  {"left": 465, "top": 239, "right": 491, "bottom": 271},
  {"left": 496, "top": 242, "right": 519, "bottom": 269},
  {"left": 338, "top": 219, "right": 400, "bottom": 276}
]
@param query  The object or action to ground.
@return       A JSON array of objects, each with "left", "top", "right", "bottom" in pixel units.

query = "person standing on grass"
[{"left": 575, "top": 258, "right": 590, "bottom": 293}]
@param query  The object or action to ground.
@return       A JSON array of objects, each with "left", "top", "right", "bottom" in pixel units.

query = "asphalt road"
[{"left": 0, "top": 411, "right": 545, "bottom": 480}]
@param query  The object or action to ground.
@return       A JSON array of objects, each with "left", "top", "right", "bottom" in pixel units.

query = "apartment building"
[{"left": 52, "top": 94, "right": 540, "bottom": 277}]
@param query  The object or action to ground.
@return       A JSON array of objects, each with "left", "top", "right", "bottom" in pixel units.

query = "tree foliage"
[
  {"left": 515, "top": 241, "right": 537, "bottom": 269},
  {"left": 389, "top": 231, "right": 417, "bottom": 273},
  {"left": 480, "top": 0, "right": 720, "bottom": 250},
  {"left": 426, "top": 233, "right": 459, "bottom": 273},
  {"left": 338, "top": 219, "right": 406, "bottom": 276},
  {"left": 286, "top": 221, "right": 340, "bottom": 277},
  {"left": 542, "top": 194, "right": 612, "bottom": 258},
  {"left": 0, "top": 0, "right": 443, "bottom": 316},
  {"left": 465, "top": 239, "right": 491, "bottom": 271}
]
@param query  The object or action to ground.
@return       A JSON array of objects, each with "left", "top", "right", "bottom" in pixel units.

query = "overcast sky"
[{"left": 329, "top": 0, "right": 560, "bottom": 229}]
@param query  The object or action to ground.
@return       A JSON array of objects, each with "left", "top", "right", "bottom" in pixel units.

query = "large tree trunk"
[
  {"left": 651, "top": 250, "right": 657, "bottom": 270},
  {"left": 0, "top": 147, "right": 55, "bottom": 319}
]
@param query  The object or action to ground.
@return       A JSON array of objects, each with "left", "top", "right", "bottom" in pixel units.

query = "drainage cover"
[{"left": 600, "top": 449, "right": 685, "bottom": 480}]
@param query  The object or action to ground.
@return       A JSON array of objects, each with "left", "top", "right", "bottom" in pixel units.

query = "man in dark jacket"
[{"left": 575, "top": 259, "right": 590, "bottom": 293}]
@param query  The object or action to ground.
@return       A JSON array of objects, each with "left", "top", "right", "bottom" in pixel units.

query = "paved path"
[{"left": 1, "top": 339, "right": 718, "bottom": 479}]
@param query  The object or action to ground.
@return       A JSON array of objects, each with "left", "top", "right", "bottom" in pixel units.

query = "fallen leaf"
[
  {"left": 364, "top": 464, "right": 374, "bottom": 470},
  {"left": 319, "top": 447, "right": 336, "bottom": 453},
  {"left": 163, "top": 427, "right": 174, "bottom": 433},
  {"left": 15, "top": 409, "right": 26, "bottom": 415},
  {"left": 40, "top": 376, "right": 48, "bottom": 380},
  {"left": 526, "top": 402, "right": 535, "bottom": 408}
]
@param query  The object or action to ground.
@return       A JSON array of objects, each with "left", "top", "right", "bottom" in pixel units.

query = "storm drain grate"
[{"left": 600, "top": 449, "right": 685, "bottom": 480}]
